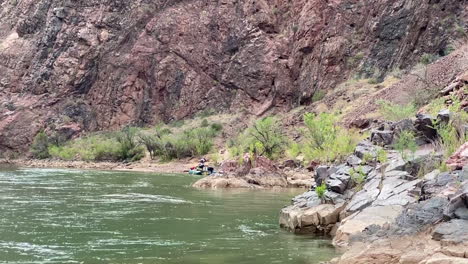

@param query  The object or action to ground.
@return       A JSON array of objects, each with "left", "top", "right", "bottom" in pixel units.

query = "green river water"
[{"left": 0, "top": 168, "right": 337, "bottom": 263}]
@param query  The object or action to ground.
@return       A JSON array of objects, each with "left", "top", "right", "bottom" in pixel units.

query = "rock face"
[
  {"left": 280, "top": 133, "right": 468, "bottom": 263},
  {"left": 447, "top": 143, "right": 468, "bottom": 170},
  {"left": 0, "top": 0, "right": 466, "bottom": 152}
]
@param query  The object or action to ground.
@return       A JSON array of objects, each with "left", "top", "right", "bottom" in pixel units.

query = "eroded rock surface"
[{"left": 1, "top": 0, "right": 467, "bottom": 152}]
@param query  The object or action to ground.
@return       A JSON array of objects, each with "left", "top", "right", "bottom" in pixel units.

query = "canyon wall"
[{"left": 0, "top": 0, "right": 466, "bottom": 152}]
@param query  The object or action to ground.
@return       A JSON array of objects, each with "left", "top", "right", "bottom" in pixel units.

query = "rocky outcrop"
[
  {"left": 280, "top": 122, "right": 468, "bottom": 263},
  {"left": 1, "top": 0, "right": 467, "bottom": 152},
  {"left": 192, "top": 155, "right": 313, "bottom": 189}
]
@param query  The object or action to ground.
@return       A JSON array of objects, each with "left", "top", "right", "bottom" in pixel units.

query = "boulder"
[
  {"left": 414, "top": 114, "right": 437, "bottom": 142},
  {"left": 355, "top": 140, "right": 379, "bottom": 158},
  {"left": 392, "top": 119, "right": 415, "bottom": 135},
  {"left": 315, "top": 165, "right": 330, "bottom": 185},
  {"left": 280, "top": 202, "right": 345, "bottom": 234},
  {"left": 349, "top": 118, "right": 370, "bottom": 129},
  {"left": 346, "top": 155, "right": 362, "bottom": 166},
  {"left": 326, "top": 173, "right": 351, "bottom": 194},
  {"left": 437, "top": 109, "right": 451, "bottom": 124},
  {"left": 283, "top": 159, "right": 300, "bottom": 168},
  {"left": 370, "top": 130, "right": 394, "bottom": 146},
  {"left": 432, "top": 219, "right": 468, "bottom": 243}
]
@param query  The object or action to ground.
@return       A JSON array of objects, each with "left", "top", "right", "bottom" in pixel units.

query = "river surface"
[{"left": 0, "top": 168, "right": 337, "bottom": 264}]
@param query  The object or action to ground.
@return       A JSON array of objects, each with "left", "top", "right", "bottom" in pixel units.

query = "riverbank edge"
[{"left": 0, "top": 158, "right": 198, "bottom": 174}]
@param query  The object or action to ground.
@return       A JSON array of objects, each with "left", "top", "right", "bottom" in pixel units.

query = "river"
[{"left": 0, "top": 168, "right": 337, "bottom": 263}]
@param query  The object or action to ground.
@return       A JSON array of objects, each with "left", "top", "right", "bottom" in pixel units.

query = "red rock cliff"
[{"left": 0, "top": 0, "right": 466, "bottom": 152}]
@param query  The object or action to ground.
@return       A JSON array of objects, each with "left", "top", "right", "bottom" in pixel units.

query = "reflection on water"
[{"left": 0, "top": 168, "right": 338, "bottom": 263}]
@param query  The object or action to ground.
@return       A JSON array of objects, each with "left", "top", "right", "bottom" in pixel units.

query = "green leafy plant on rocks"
[
  {"left": 301, "top": 112, "right": 361, "bottom": 163},
  {"left": 350, "top": 166, "right": 366, "bottom": 191},
  {"left": 376, "top": 148, "right": 388, "bottom": 164},
  {"left": 315, "top": 183, "right": 327, "bottom": 201},
  {"left": 393, "top": 131, "right": 417, "bottom": 161}
]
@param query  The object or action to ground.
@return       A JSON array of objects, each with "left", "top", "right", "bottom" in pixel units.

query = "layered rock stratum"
[{"left": 1, "top": 0, "right": 467, "bottom": 152}]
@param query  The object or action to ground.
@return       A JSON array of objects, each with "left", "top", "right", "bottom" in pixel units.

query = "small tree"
[
  {"left": 30, "top": 131, "right": 50, "bottom": 159},
  {"left": 301, "top": 112, "right": 360, "bottom": 163},
  {"left": 138, "top": 134, "right": 158, "bottom": 160},
  {"left": 247, "top": 116, "right": 287, "bottom": 159},
  {"left": 393, "top": 131, "right": 417, "bottom": 161},
  {"left": 116, "top": 127, "right": 144, "bottom": 161}
]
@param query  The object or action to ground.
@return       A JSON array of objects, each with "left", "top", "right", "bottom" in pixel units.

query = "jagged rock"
[
  {"left": 315, "top": 165, "right": 330, "bottom": 185},
  {"left": 292, "top": 191, "right": 321, "bottom": 207},
  {"left": 414, "top": 114, "right": 437, "bottom": 142},
  {"left": 447, "top": 142, "right": 468, "bottom": 170},
  {"left": 433, "top": 219, "right": 468, "bottom": 243},
  {"left": 279, "top": 196, "right": 345, "bottom": 235},
  {"left": 421, "top": 171, "right": 460, "bottom": 199},
  {"left": 437, "top": 109, "right": 451, "bottom": 124},
  {"left": 349, "top": 118, "right": 370, "bottom": 129},
  {"left": 392, "top": 119, "right": 415, "bottom": 135},
  {"left": 343, "top": 186, "right": 380, "bottom": 215},
  {"left": 370, "top": 130, "right": 394, "bottom": 146},
  {"left": 326, "top": 173, "right": 351, "bottom": 194},
  {"left": 444, "top": 181, "right": 468, "bottom": 219},
  {"left": 305, "top": 160, "right": 320, "bottom": 172},
  {"left": 423, "top": 169, "right": 441, "bottom": 181},
  {"left": 283, "top": 159, "right": 300, "bottom": 169},
  {"left": 346, "top": 155, "right": 362, "bottom": 166},
  {"left": 455, "top": 207, "right": 468, "bottom": 220},
  {"left": 354, "top": 141, "right": 379, "bottom": 159}
]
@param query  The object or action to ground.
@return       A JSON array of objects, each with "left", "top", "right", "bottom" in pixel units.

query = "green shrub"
[
  {"left": 420, "top": 53, "right": 439, "bottom": 65},
  {"left": 286, "top": 142, "right": 301, "bottom": 159},
  {"left": 377, "top": 100, "right": 417, "bottom": 121},
  {"left": 433, "top": 120, "right": 467, "bottom": 158},
  {"left": 48, "top": 145, "right": 75, "bottom": 160},
  {"left": 301, "top": 112, "right": 361, "bottom": 163},
  {"left": 116, "top": 127, "right": 144, "bottom": 161},
  {"left": 227, "top": 117, "right": 287, "bottom": 160},
  {"left": 184, "top": 127, "right": 217, "bottom": 156},
  {"left": 350, "top": 166, "right": 366, "bottom": 191},
  {"left": 201, "top": 119, "right": 209, "bottom": 127},
  {"left": 247, "top": 116, "right": 287, "bottom": 159},
  {"left": 48, "top": 130, "right": 143, "bottom": 162},
  {"left": 92, "top": 139, "right": 124, "bottom": 161},
  {"left": 170, "top": 120, "right": 185, "bottom": 127},
  {"left": 362, "top": 153, "right": 374, "bottom": 164},
  {"left": 315, "top": 183, "right": 327, "bottom": 200},
  {"left": 393, "top": 131, "right": 417, "bottom": 161},
  {"left": 376, "top": 148, "right": 388, "bottom": 163},
  {"left": 312, "top": 90, "right": 326, "bottom": 102},
  {"left": 30, "top": 131, "right": 50, "bottom": 159},
  {"left": 210, "top": 123, "right": 223, "bottom": 132},
  {"left": 138, "top": 133, "right": 158, "bottom": 160}
]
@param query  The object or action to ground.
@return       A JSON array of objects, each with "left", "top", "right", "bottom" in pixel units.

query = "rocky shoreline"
[{"left": 279, "top": 116, "right": 468, "bottom": 263}]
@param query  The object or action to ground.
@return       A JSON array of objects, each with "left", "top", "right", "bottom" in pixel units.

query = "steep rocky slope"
[{"left": 0, "top": 0, "right": 466, "bottom": 153}]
